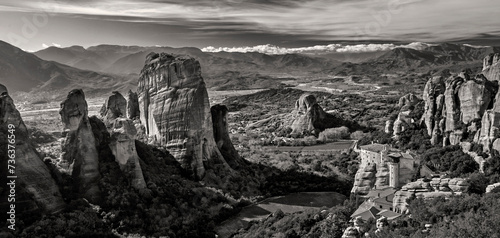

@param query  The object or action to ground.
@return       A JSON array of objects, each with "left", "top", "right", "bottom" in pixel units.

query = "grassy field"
[
  {"left": 266, "top": 140, "right": 355, "bottom": 152},
  {"left": 216, "top": 192, "right": 346, "bottom": 238}
]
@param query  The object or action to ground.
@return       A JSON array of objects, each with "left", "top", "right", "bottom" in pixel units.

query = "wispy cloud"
[{"left": 1, "top": 0, "right": 499, "bottom": 51}]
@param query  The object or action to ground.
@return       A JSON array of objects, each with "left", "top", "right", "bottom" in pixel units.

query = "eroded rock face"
[
  {"left": 0, "top": 85, "right": 65, "bottom": 213},
  {"left": 422, "top": 72, "right": 498, "bottom": 146},
  {"left": 444, "top": 76, "right": 463, "bottom": 133},
  {"left": 458, "top": 77, "right": 495, "bottom": 125},
  {"left": 474, "top": 110, "right": 500, "bottom": 152},
  {"left": 126, "top": 90, "right": 140, "bottom": 119},
  {"left": 59, "top": 89, "right": 101, "bottom": 202},
  {"left": 483, "top": 53, "right": 500, "bottom": 81},
  {"left": 100, "top": 91, "right": 127, "bottom": 123},
  {"left": 60, "top": 89, "right": 88, "bottom": 131},
  {"left": 211, "top": 104, "right": 246, "bottom": 169},
  {"left": 351, "top": 164, "right": 376, "bottom": 195},
  {"left": 393, "top": 178, "right": 468, "bottom": 213},
  {"left": 108, "top": 118, "right": 146, "bottom": 189},
  {"left": 422, "top": 76, "right": 446, "bottom": 137},
  {"left": 290, "top": 94, "right": 345, "bottom": 135},
  {"left": 137, "top": 53, "right": 227, "bottom": 179}
]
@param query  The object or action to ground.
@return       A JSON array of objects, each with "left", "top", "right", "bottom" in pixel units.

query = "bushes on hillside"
[{"left": 318, "top": 126, "right": 349, "bottom": 142}]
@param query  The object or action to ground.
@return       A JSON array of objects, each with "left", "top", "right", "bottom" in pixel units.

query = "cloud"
[
  {"left": 201, "top": 42, "right": 434, "bottom": 54},
  {"left": 42, "top": 43, "right": 49, "bottom": 48},
  {"left": 52, "top": 43, "right": 61, "bottom": 47}
]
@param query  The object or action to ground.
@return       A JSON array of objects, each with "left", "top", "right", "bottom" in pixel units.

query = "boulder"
[
  {"left": 0, "top": 85, "right": 65, "bottom": 213},
  {"left": 126, "top": 90, "right": 140, "bottom": 119},
  {"left": 137, "top": 53, "right": 228, "bottom": 179},
  {"left": 108, "top": 118, "right": 146, "bottom": 189},
  {"left": 59, "top": 89, "right": 101, "bottom": 202}
]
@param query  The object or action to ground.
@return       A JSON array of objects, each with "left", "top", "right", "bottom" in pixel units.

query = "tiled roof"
[
  {"left": 359, "top": 143, "right": 387, "bottom": 153},
  {"left": 377, "top": 210, "right": 402, "bottom": 220}
]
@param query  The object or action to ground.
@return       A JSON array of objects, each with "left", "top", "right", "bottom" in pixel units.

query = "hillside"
[{"left": 0, "top": 41, "right": 136, "bottom": 98}]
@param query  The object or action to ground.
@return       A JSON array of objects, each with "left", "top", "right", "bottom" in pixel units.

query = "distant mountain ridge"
[
  {"left": 0, "top": 41, "right": 135, "bottom": 95},
  {"left": 2, "top": 41, "right": 499, "bottom": 96}
]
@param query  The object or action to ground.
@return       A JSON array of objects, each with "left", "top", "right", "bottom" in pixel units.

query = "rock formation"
[
  {"left": 483, "top": 53, "right": 500, "bottom": 82},
  {"left": 211, "top": 104, "right": 247, "bottom": 169},
  {"left": 0, "top": 84, "right": 65, "bottom": 213},
  {"left": 126, "top": 90, "right": 140, "bottom": 119},
  {"left": 474, "top": 110, "right": 500, "bottom": 152},
  {"left": 137, "top": 53, "right": 228, "bottom": 179},
  {"left": 59, "top": 89, "right": 101, "bottom": 202},
  {"left": 422, "top": 67, "right": 498, "bottom": 146},
  {"left": 351, "top": 164, "right": 376, "bottom": 195},
  {"left": 108, "top": 118, "right": 146, "bottom": 189},
  {"left": 100, "top": 91, "right": 127, "bottom": 123},
  {"left": 422, "top": 76, "right": 446, "bottom": 140},
  {"left": 486, "top": 182, "right": 500, "bottom": 193},
  {"left": 385, "top": 120, "right": 394, "bottom": 134},
  {"left": 393, "top": 178, "right": 468, "bottom": 213},
  {"left": 386, "top": 93, "right": 422, "bottom": 138},
  {"left": 290, "top": 93, "right": 346, "bottom": 135}
]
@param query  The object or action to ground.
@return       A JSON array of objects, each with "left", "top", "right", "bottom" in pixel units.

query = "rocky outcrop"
[
  {"left": 126, "top": 90, "right": 140, "bottom": 119},
  {"left": 351, "top": 164, "right": 376, "bottom": 195},
  {"left": 59, "top": 89, "right": 101, "bottom": 202},
  {"left": 108, "top": 118, "right": 146, "bottom": 189},
  {"left": 474, "top": 110, "right": 500, "bottom": 152},
  {"left": 385, "top": 120, "right": 394, "bottom": 134},
  {"left": 374, "top": 164, "right": 389, "bottom": 189},
  {"left": 0, "top": 85, "right": 65, "bottom": 213},
  {"left": 389, "top": 94, "right": 423, "bottom": 138},
  {"left": 483, "top": 53, "right": 500, "bottom": 81},
  {"left": 422, "top": 71, "right": 498, "bottom": 146},
  {"left": 458, "top": 76, "right": 495, "bottom": 124},
  {"left": 137, "top": 53, "right": 228, "bottom": 179},
  {"left": 100, "top": 91, "right": 127, "bottom": 123},
  {"left": 211, "top": 104, "right": 247, "bottom": 169},
  {"left": 393, "top": 178, "right": 468, "bottom": 213},
  {"left": 422, "top": 76, "right": 446, "bottom": 138},
  {"left": 290, "top": 94, "right": 346, "bottom": 135},
  {"left": 486, "top": 182, "right": 500, "bottom": 193},
  {"left": 444, "top": 76, "right": 463, "bottom": 133}
]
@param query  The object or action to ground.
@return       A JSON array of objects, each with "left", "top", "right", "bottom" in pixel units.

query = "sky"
[{"left": 0, "top": 0, "right": 499, "bottom": 52}]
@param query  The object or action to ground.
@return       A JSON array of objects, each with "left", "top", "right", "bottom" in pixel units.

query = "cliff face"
[
  {"left": 108, "top": 118, "right": 146, "bottom": 189},
  {"left": 422, "top": 66, "right": 498, "bottom": 146},
  {"left": 59, "top": 89, "right": 101, "bottom": 202},
  {"left": 0, "top": 85, "right": 65, "bottom": 213},
  {"left": 211, "top": 104, "right": 247, "bottom": 169},
  {"left": 137, "top": 53, "right": 228, "bottom": 179},
  {"left": 393, "top": 178, "right": 468, "bottom": 213},
  {"left": 483, "top": 53, "right": 500, "bottom": 82}
]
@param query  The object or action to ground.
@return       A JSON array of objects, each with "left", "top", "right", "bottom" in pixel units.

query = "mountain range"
[{"left": 1, "top": 40, "right": 499, "bottom": 97}]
